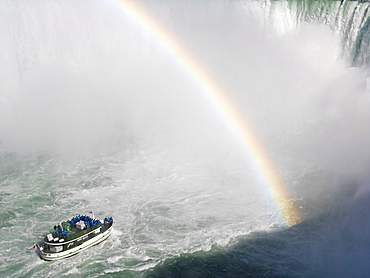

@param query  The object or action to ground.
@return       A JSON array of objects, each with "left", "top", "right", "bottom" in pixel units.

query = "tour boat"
[{"left": 37, "top": 214, "right": 113, "bottom": 261}]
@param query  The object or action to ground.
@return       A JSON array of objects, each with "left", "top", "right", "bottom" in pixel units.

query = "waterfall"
[
  {"left": 289, "top": 0, "right": 370, "bottom": 67},
  {"left": 242, "top": 0, "right": 370, "bottom": 67}
]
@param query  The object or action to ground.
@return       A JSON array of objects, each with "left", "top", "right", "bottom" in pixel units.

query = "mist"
[{"left": 1, "top": 0, "right": 370, "bottom": 221}]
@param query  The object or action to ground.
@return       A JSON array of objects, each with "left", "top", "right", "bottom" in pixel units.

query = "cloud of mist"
[{"left": 0, "top": 0, "right": 369, "bottom": 184}]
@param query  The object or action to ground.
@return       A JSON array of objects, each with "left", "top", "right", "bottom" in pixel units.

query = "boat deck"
[
  {"left": 41, "top": 221, "right": 113, "bottom": 253},
  {"left": 44, "top": 221, "right": 112, "bottom": 245}
]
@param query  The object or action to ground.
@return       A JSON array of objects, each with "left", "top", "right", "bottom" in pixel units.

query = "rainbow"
[{"left": 110, "top": 0, "right": 300, "bottom": 227}]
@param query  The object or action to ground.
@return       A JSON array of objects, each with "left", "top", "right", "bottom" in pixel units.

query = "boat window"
[{"left": 50, "top": 245, "right": 63, "bottom": 253}]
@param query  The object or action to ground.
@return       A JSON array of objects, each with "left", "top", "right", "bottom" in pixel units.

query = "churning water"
[{"left": 1, "top": 0, "right": 370, "bottom": 277}]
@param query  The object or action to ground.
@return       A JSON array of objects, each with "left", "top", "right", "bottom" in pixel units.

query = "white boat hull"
[{"left": 39, "top": 224, "right": 113, "bottom": 261}]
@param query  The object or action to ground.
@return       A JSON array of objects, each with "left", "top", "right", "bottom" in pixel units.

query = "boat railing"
[{"left": 48, "top": 223, "right": 102, "bottom": 242}]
